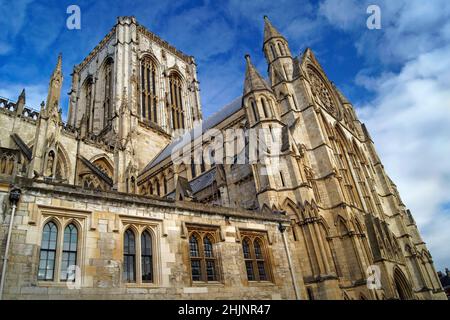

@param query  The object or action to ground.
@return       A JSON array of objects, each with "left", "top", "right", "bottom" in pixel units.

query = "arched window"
[
  {"left": 169, "top": 73, "right": 184, "bottom": 130},
  {"left": 251, "top": 101, "right": 259, "bottom": 122},
  {"left": 242, "top": 239, "right": 254, "bottom": 280},
  {"left": 270, "top": 44, "right": 276, "bottom": 59},
  {"left": 163, "top": 176, "right": 167, "bottom": 195},
  {"left": 141, "top": 56, "right": 158, "bottom": 123},
  {"left": 200, "top": 154, "right": 206, "bottom": 173},
  {"left": 141, "top": 231, "right": 153, "bottom": 282},
  {"left": 189, "top": 232, "right": 218, "bottom": 282},
  {"left": 123, "top": 229, "right": 136, "bottom": 282},
  {"left": 189, "top": 235, "right": 201, "bottom": 281},
  {"left": 203, "top": 236, "right": 217, "bottom": 281},
  {"left": 84, "top": 77, "right": 93, "bottom": 131},
  {"left": 261, "top": 98, "right": 270, "bottom": 118},
  {"left": 277, "top": 42, "right": 285, "bottom": 56},
  {"left": 38, "top": 221, "right": 58, "bottom": 281},
  {"left": 103, "top": 59, "right": 114, "bottom": 127},
  {"left": 279, "top": 171, "right": 286, "bottom": 187},
  {"left": 60, "top": 223, "right": 78, "bottom": 281},
  {"left": 242, "top": 236, "right": 270, "bottom": 282},
  {"left": 156, "top": 180, "right": 160, "bottom": 196},
  {"left": 191, "top": 156, "right": 196, "bottom": 178}
]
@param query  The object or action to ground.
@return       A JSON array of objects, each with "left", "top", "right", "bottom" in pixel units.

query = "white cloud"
[
  {"left": 320, "top": 0, "right": 450, "bottom": 269},
  {"left": 0, "top": 83, "right": 47, "bottom": 111}
]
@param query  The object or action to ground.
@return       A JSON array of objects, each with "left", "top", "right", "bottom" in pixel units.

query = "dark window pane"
[
  {"left": 257, "top": 261, "right": 267, "bottom": 281},
  {"left": 243, "top": 240, "right": 251, "bottom": 259},
  {"left": 245, "top": 261, "right": 255, "bottom": 281},
  {"left": 254, "top": 240, "right": 263, "bottom": 259},
  {"left": 191, "top": 260, "right": 201, "bottom": 281},
  {"left": 206, "top": 260, "right": 216, "bottom": 281},
  {"left": 189, "top": 235, "right": 199, "bottom": 257},
  {"left": 203, "top": 237, "right": 213, "bottom": 258},
  {"left": 38, "top": 222, "right": 58, "bottom": 281},
  {"left": 123, "top": 230, "right": 136, "bottom": 282},
  {"left": 141, "top": 231, "right": 153, "bottom": 282},
  {"left": 61, "top": 224, "right": 78, "bottom": 281}
]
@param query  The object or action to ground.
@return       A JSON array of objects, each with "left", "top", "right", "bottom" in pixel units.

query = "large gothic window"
[
  {"left": 38, "top": 221, "right": 58, "bottom": 281},
  {"left": 169, "top": 73, "right": 184, "bottom": 130},
  {"left": 103, "top": 59, "right": 114, "bottom": 127},
  {"left": 242, "top": 235, "right": 270, "bottom": 282},
  {"left": 188, "top": 231, "right": 218, "bottom": 282},
  {"left": 141, "top": 57, "right": 158, "bottom": 123}
]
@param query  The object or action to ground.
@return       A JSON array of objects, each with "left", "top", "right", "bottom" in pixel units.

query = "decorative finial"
[
  {"left": 245, "top": 54, "right": 251, "bottom": 62},
  {"left": 264, "top": 15, "right": 269, "bottom": 20}
]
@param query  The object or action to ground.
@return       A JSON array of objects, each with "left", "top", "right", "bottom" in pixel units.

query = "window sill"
[
  {"left": 246, "top": 281, "right": 275, "bottom": 287},
  {"left": 125, "top": 283, "right": 161, "bottom": 288},
  {"left": 191, "top": 281, "right": 224, "bottom": 287},
  {"left": 37, "top": 281, "right": 70, "bottom": 287}
]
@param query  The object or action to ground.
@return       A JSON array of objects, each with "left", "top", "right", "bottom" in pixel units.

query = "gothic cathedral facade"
[{"left": 0, "top": 16, "right": 445, "bottom": 300}]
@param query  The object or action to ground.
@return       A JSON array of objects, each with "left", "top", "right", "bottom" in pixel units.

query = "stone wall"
[{"left": 0, "top": 178, "right": 303, "bottom": 300}]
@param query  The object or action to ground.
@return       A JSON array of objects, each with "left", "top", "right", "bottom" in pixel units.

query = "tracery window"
[
  {"left": 242, "top": 234, "right": 271, "bottom": 282},
  {"left": 188, "top": 229, "right": 219, "bottom": 282},
  {"left": 141, "top": 56, "right": 158, "bottom": 123},
  {"left": 169, "top": 73, "right": 184, "bottom": 130},
  {"left": 123, "top": 225, "right": 156, "bottom": 285},
  {"left": 307, "top": 67, "right": 338, "bottom": 118},
  {"left": 103, "top": 59, "right": 114, "bottom": 127}
]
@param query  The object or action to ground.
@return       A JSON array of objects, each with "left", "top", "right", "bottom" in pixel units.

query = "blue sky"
[{"left": 1, "top": 0, "right": 449, "bottom": 270}]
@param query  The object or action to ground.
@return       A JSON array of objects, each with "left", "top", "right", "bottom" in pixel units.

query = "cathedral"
[{"left": 0, "top": 16, "right": 445, "bottom": 300}]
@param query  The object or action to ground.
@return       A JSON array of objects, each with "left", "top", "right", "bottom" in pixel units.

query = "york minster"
[{"left": 0, "top": 16, "right": 446, "bottom": 300}]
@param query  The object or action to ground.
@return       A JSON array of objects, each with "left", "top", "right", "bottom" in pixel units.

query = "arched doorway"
[{"left": 394, "top": 268, "right": 414, "bottom": 300}]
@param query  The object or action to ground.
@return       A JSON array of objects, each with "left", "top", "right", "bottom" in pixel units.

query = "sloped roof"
[
  {"left": 190, "top": 167, "right": 217, "bottom": 194},
  {"left": 139, "top": 97, "right": 243, "bottom": 175},
  {"left": 166, "top": 167, "right": 217, "bottom": 200},
  {"left": 263, "top": 16, "right": 285, "bottom": 43},
  {"left": 243, "top": 55, "right": 272, "bottom": 96}
]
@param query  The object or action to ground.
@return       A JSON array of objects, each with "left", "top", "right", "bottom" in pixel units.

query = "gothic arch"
[
  {"left": 91, "top": 156, "right": 114, "bottom": 177},
  {"left": 140, "top": 54, "right": 161, "bottom": 123},
  {"left": 168, "top": 71, "right": 186, "bottom": 130},
  {"left": 54, "top": 143, "right": 71, "bottom": 181},
  {"left": 97, "top": 56, "right": 114, "bottom": 130},
  {"left": 393, "top": 267, "right": 414, "bottom": 300},
  {"left": 282, "top": 198, "right": 299, "bottom": 218},
  {"left": 261, "top": 204, "right": 272, "bottom": 215}
]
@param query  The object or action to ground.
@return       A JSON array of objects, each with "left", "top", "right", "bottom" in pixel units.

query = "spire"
[
  {"left": 18, "top": 88, "right": 26, "bottom": 100},
  {"left": 243, "top": 54, "right": 272, "bottom": 96},
  {"left": 45, "top": 54, "right": 63, "bottom": 115},
  {"left": 263, "top": 16, "right": 285, "bottom": 44},
  {"left": 54, "top": 53, "right": 62, "bottom": 75},
  {"left": 16, "top": 88, "right": 26, "bottom": 115}
]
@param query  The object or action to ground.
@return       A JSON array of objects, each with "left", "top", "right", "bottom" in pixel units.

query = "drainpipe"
[
  {"left": 279, "top": 222, "right": 301, "bottom": 300},
  {"left": 0, "top": 187, "right": 22, "bottom": 300}
]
